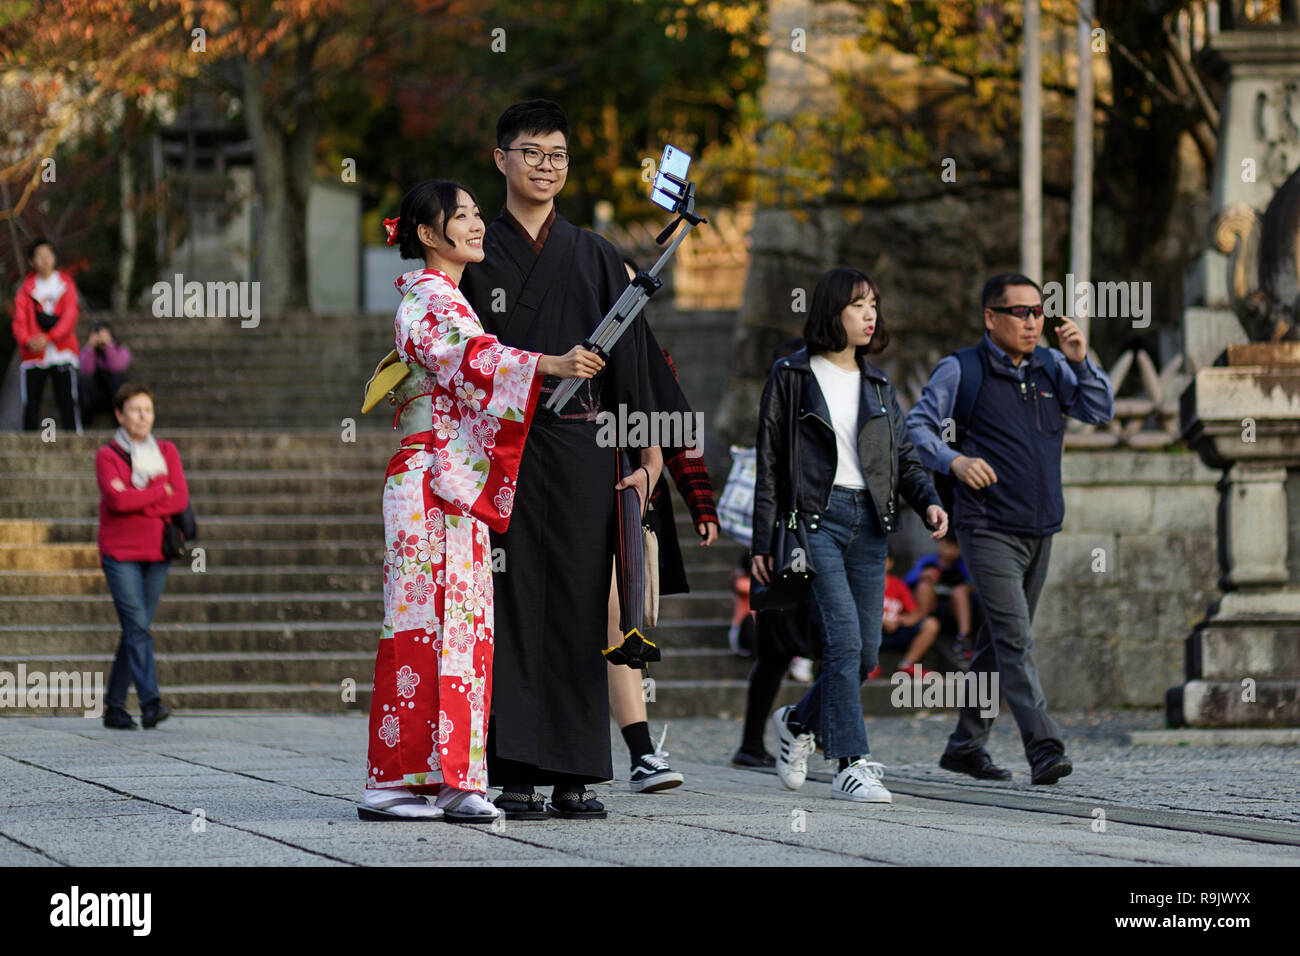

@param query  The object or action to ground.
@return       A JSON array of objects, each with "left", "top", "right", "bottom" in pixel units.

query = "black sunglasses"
[{"left": 988, "top": 304, "right": 1044, "bottom": 319}]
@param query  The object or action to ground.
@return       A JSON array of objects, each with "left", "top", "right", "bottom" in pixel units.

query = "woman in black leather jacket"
[{"left": 751, "top": 266, "right": 948, "bottom": 805}]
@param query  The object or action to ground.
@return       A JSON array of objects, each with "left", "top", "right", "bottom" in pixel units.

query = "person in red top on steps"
[
  {"left": 94, "top": 384, "right": 188, "bottom": 730},
  {"left": 12, "top": 238, "right": 82, "bottom": 433}
]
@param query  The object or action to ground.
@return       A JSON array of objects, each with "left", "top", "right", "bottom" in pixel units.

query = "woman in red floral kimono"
[{"left": 360, "top": 180, "right": 603, "bottom": 822}]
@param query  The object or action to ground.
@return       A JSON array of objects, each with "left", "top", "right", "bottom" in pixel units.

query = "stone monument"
[{"left": 1172, "top": 4, "right": 1300, "bottom": 727}]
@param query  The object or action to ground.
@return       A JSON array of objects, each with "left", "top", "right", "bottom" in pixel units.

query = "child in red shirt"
[{"left": 879, "top": 555, "right": 941, "bottom": 678}]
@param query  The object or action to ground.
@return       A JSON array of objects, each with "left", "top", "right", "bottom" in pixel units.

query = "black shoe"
[
  {"left": 493, "top": 788, "right": 548, "bottom": 820},
  {"left": 629, "top": 751, "right": 683, "bottom": 792},
  {"left": 103, "top": 706, "right": 138, "bottom": 730},
  {"left": 940, "top": 750, "right": 1012, "bottom": 781},
  {"left": 546, "top": 787, "right": 607, "bottom": 819},
  {"left": 1030, "top": 752, "right": 1073, "bottom": 785},
  {"left": 141, "top": 701, "right": 171, "bottom": 729},
  {"left": 731, "top": 748, "right": 776, "bottom": 769}
]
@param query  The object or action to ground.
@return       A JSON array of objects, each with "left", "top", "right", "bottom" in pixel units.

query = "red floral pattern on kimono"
[{"left": 366, "top": 268, "right": 542, "bottom": 794}]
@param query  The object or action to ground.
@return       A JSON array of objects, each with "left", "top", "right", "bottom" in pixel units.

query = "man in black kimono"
[{"left": 460, "top": 99, "right": 689, "bottom": 819}]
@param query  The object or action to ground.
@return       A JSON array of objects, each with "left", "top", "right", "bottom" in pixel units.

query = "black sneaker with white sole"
[{"left": 629, "top": 750, "right": 684, "bottom": 792}]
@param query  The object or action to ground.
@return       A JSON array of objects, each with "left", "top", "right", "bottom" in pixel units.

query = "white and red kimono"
[{"left": 366, "top": 268, "right": 542, "bottom": 794}]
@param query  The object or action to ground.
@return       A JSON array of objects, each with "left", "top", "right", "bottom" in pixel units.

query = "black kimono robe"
[{"left": 461, "top": 210, "right": 689, "bottom": 783}]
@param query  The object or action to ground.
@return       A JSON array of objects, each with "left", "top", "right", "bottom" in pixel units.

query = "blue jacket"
[{"left": 906, "top": 334, "right": 1115, "bottom": 536}]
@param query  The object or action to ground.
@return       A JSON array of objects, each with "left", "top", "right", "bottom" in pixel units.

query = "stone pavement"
[{"left": 1, "top": 710, "right": 1297, "bottom": 866}]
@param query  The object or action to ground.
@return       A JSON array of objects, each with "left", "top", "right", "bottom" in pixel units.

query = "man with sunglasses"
[{"left": 906, "top": 272, "right": 1114, "bottom": 785}]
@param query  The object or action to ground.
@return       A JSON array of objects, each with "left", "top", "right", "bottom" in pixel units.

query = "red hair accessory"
[{"left": 383, "top": 216, "right": 401, "bottom": 246}]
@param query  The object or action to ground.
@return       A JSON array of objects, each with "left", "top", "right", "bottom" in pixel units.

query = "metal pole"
[
  {"left": 1021, "top": 0, "right": 1042, "bottom": 282},
  {"left": 1070, "top": 0, "right": 1094, "bottom": 341},
  {"left": 547, "top": 215, "right": 700, "bottom": 411}
]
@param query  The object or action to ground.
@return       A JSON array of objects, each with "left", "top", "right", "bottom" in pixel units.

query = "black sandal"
[
  {"left": 493, "top": 787, "right": 548, "bottom": 820},
  {"left": 546, "top": 787, "right": 607, "bottom": 820}
]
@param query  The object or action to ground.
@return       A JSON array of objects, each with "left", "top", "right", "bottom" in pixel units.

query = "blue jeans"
[
  {"left": 102, "top": 556, "right": 170, "bottom": 709},
  {"left": 791, "top": 486, "right": 888, "bottom": 759}
]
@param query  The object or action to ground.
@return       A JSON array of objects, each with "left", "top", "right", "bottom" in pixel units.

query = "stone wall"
[{"left": 1030, "top": 450, "right": 1221, "bottom": 709}]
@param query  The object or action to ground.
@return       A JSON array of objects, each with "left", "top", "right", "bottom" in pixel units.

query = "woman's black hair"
[
  {"left": 25, "top": 237, "right": 53, "bottom": 261},
  {"left": 802, "top": 267, "right": 889, "bottom": 356},
  {"left": 392, "top": 179, "right": 481, "bottom": 260}
]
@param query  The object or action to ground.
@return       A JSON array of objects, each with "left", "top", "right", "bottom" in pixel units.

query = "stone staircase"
[{"left": 0, "top": 305, "right": 917, "bottom": 719}]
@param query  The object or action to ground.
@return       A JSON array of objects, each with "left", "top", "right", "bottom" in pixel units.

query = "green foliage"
[{"left": 313, "top": 0, "right": 766, "bottom": 235}]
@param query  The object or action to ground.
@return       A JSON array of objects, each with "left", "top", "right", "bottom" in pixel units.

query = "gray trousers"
[{"left": 946, "top": 527, "right": 1064, "bottom": 764}]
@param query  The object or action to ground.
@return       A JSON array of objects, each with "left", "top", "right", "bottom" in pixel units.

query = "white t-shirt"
[
  {"left": 23, "top": 272, "right": 78, "bottom": 369},
  {"left": 33, "top": 273, "right": 64, "bottom": 313},
  {"left": 810, "top": 354, "right": 866, "bottom": 489}
]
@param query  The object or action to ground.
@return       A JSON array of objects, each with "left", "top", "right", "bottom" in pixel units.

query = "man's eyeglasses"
[
  {"left": 988, "top": 304, "right": 1044, "bottom": 320},
  {"left": 503, "top": 147, "right": 570, "bottom": 170}
]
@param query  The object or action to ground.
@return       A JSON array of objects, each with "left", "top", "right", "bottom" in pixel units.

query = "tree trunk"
[
  {"left": 112, "top": 137, "right": 136, "bottom": 312},
  {"left": 241, "top": 61, "right": 313, "bottom": 312}
]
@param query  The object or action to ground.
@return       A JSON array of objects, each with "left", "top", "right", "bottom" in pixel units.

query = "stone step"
[
  {"left": 0, "top": 566, "right": 736, "bottom": 600},
  {"left": 1, "top": 592, "right": 385, "bottom": 626},
  {"left": 0, "top": 544, "right": 735, "bottom": 588},
  {"left": 0, "top": 568, "right": 383, "bottom": 596},
  {"left": 0, "top": 684, "right": 371, "bottom": 716},
  {"left": 83, "top": 309, "right": 382, "bottom": 326},
  {"left": 0, "top": 452, "right": 395, "bottom": 475},
  {"left": 0, "top": 430, "right": 401, "bottom": 450},
  {"left": 141, "top": 406, "right": 390, "bottom": 428},
  {"left": 0, "top": 619, "right": 732, "bottom": 654},
  {"left": 0, "top": 472, "right": 384, "bottom": 497},
  {"left": 31, "top": 517, "right": 383, "bottom": 543},
  {"left": 9, "top": 524, "right": 742, "bottom": 578},
  {"left": 0, "top": 543, "right": 100, "bottom": 570},
  {"left": 0, "top": 590, "right": 734, "bottom": 625},
  {"left": 0, "top": 496, "right": 388, "bottom": 518},
  {"left": 0, "top": 652, "right": 375, "bottom": 686},
  {"left": 0, "top": 646, "right": 755, "bottom": 686},
  {"left": 0, "top": 438, "right": 729, "bottom": 477}
]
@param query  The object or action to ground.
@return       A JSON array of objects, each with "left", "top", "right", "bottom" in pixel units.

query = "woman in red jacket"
[
  {"left": 95, "top": 384, "right": 188, "bottom": 729},
  {"left": 12, "top": 238, "right": 82, "bottom": 433}
]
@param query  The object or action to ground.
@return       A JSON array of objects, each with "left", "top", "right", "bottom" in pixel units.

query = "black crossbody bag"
[
  {"left": 107, "top": 442, "right": 196, "bottom": 559},
  {"left": 751, "top": 376, "right": 816, "bottom": 611}
]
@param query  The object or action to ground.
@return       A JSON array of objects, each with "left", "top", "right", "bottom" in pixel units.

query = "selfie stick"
[{"left": 545, "top": 172, "right": 707, "bottom": 411}]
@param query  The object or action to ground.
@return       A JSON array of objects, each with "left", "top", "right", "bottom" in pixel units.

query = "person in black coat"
[{"left": 751, "top": 267, "right": 947, "bottom": 804}]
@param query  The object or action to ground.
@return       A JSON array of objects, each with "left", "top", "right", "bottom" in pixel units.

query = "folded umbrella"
[{"left": 603, "top": 449, "right": 660, "bottom": 671}]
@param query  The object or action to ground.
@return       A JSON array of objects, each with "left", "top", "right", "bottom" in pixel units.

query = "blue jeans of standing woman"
[
  {"left": 102, "top": 556, "right": 170, "bottom": 709},
  {"left": 791, "top": 486, "right": 888, "bottom": 759}
]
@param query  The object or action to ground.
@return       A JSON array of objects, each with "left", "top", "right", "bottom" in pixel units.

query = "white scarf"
[{"left": 114, "top": 426, "right": 168, "bottom": 489}]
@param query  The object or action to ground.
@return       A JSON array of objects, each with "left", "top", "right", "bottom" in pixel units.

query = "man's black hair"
[
  {"left": 496, "top": 99, "right": 568, "bottom": 150},
  {"left": 802, "top": 267, "right": 889, "bottom": 356},
  {"left": 393, "top": 180, "right": 480, "bottom": 260},
  {"left": 981, "top": 272, "right": 1042, "bottom": 310}
]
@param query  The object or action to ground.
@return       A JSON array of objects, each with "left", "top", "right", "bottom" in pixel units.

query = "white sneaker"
[
  {"left": 771, "top": 705, "right": 816, "bottom": 790},
  {"left": 832, "top": 759, "right": 892, "bottom": 803},
  {"left": 788, "top": 656, "right": 814, "bottom": 682}
]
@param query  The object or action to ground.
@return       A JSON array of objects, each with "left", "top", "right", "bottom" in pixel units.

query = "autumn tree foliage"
[
  {"left": 2, "top": 0, "right": 765, "bottom": 311},
  {"left": 2, "top": 0, "right": 464, "bottom": 310}
]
